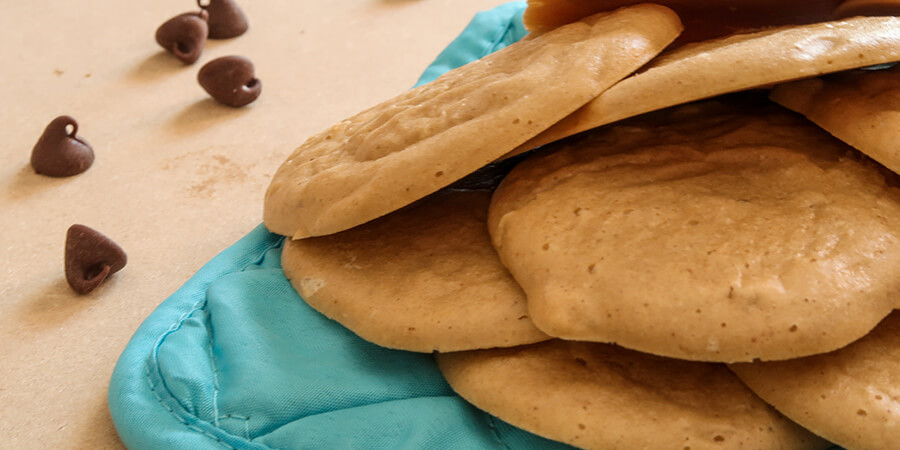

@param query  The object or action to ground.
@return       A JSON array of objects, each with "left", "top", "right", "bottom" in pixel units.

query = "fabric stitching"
[
  {"left": 250, "top": 395, "right": 460, "bottom": 440},
  {"left": 145, "top": 302, "right": 277, "bottom": 449},
  {"left": 487, "top": 415, "right": 512, "bottom": 450},
  {"left": 485, "top": 11, "right": 519, "bottom": 58},
  {"left": 143, "top": 238, "right": 283, "bottom": 450},
  {"left": 133, "top": 6, "right": 521, "bottom": 447},
  {"left": 241, "top": 238, "right": 284, "bottom": 274},
  {"left": 145, "top": 364, "right": 237, "bottom": 450},
  {"left": 208, "top": 307, "right": 222, "bottom": 428},
  {"left": 150, "top": 300, "right": 210, "bottom": 414},
  {"left": 218, "top": 415, "right": 253, "bottom": 441}
]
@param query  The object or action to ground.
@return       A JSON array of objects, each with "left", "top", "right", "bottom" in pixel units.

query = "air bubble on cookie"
[{"left": 299, "top": 277, "right": 326, "bottom": 295}]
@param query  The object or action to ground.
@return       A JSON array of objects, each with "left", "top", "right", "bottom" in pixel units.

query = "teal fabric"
[
  {"left": 108, "top": 4, "right": 571, "bottom": 449},
  {"left": 414, "top": 2, "right": 528, "bottom": 87}
]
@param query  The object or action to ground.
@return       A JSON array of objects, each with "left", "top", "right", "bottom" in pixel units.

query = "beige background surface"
[{"left": 0, "top": 0, "right": 510, "bottom": 447}]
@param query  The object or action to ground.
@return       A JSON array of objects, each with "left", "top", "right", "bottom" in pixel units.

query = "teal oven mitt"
[{"left": 108, "top": 3, "right": 572, "bottom": 449}]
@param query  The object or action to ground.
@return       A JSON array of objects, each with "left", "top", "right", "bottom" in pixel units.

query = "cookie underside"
[{"left": 771, "top": 65, "right": 900, "bottom": 176}]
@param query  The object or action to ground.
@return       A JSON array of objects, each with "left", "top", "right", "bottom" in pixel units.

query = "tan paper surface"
[{"left": 0, "top": 1, "right": 510, "bottom": 447}]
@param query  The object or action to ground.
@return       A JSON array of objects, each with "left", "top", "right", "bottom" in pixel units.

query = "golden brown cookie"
[
  {"left": 833, "top": 0, "right": 900, "bottom": 19},
  {"left": 263, "top": 4, "right": 682, "bottom": 239},
  {"left": 731, "top": 311, "right": 900, "bottom": 450},
  {"left": 437, "top": 340, "right": 829, "bottom": 449},
  {"left": 771, "top": 65, "right": 900, "bottom": 176},
  {"left": 511, "top": 15, "right": 900, "bottom": 156},
  {"left": 489, "top": 99, "right": 900, "bottom": 362},
  {"left": 523, "top": 0, "right": 841, "bottom": 44},
  {"left": 281, "top": 190, "right": 549, "bottom": 353}
]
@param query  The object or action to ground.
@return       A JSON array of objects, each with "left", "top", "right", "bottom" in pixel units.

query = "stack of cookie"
[{"left": 264, "top": 2, "right": 900, "bottom": 448}]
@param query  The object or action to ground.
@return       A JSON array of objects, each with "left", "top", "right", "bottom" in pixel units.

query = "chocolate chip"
[
  {"left": 197, "top": 56, "right": 261, "bottom": 107},
  {"left": 31, "top": 116, "right": 94, "bottom": 177},
  {"left": 65, "top": 225, "right": 127, "bottom": 295},
  {"left": 199, "top": 0, "right": 249, "bottom": 39},
  {"left": 155, "top": 10, "right": 209, "bottom": 64}
]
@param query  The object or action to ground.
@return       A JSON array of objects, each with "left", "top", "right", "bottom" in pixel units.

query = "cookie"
[
  {"left": 731, "top": 311, "right": 900, "bottom": 450},
  {"left": 523, "top": 0, "right": 841, "bottom": 43},
  {"left": 281, "top": 190, "right": 549, "bottom": 353},
  {"left": 489, "top": 98, "right": 900, "bottom": 362},
  {"left": 437, "top": 340, "right": 829, "bottom": 449},
  {"left": 263, "top": 4, "right": 682, "bottom": 239},
  {"left": 833, "top": 0, "right": 900, "bottom": 18},
  {"left": 511, "top": 15, "right": 900, "bottom": 156},
  {"left": 771, "top": 65, "right": 900, "bottom": 176}
]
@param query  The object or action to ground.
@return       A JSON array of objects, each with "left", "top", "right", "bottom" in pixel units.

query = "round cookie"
[
  {"left": 437, "top": 340, "right": 829, "bottom": 449},
  {"left": 263, "top": 4, "right": 682, "bottom": 239},
  {"left": 834, "top": 0, "right": 900, "bottom": 18},
  {"left": 731, "top": 311, "right": 900, "bottom": 450},
  {"left": 511, "top": 15, "right": 900, "bottom": 156},
  {"left": 523, "top": 0, "right": 841, "bottom": 44},
  {"left": 489, "top": 98, "right": 900, "bottom": 362},
  {"left": 282, "top": 189, "right": 549, "bottom": 353},
  {"left": 771, "top": 65, "right": 900, "bottom": 176}
]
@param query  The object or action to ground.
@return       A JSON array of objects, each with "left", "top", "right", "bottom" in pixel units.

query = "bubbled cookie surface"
[
  {"left": 512, "top": 15, "right": 900, "bottom": 156},
  {"left": 437, "top": 340, "right": 828, "bottom": 450},
  {"left": 489, "top": 99, "right": 900, "bottom": 362},
  {"left": 281, "top": 190, "right": 549, "bottom": 353},
  {"left": 263, "top": 4, "right": 682, "bottom": 238},
  {"left": 731, "top": 311, "right": 900, "bottom": 450}
]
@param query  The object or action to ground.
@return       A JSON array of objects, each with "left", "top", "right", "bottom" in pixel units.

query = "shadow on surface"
[
  {"left": 72, "top": 393, "right": 128, "bottom": 450},
  {"left": 16, "top": 276, "right": 122, "bottom": 331},
  {"left": 127, "top": 50, "right": 190, "bottom": 83},
  {"left": 166, "top": 98, "right": 252, "bottom": 135},
  {"left": 1, "top": 164, "right": 72, "bottom": 202}
]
